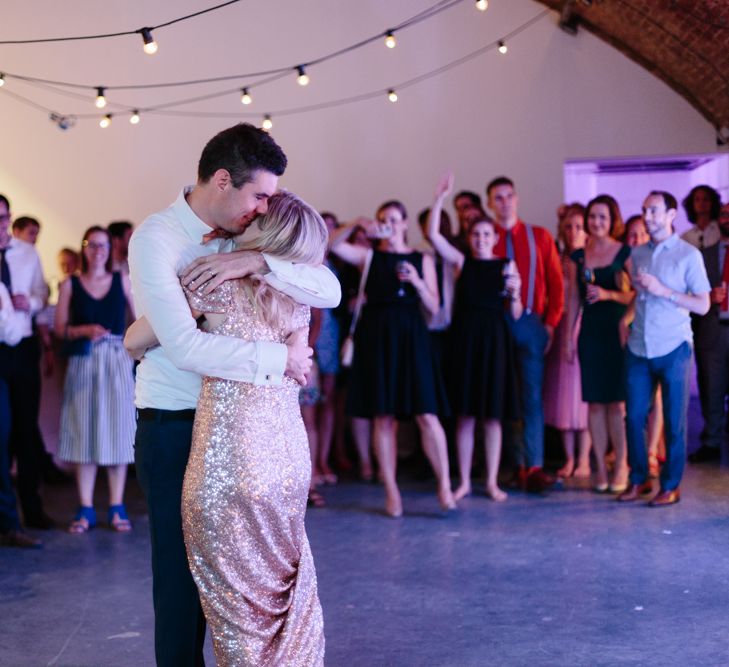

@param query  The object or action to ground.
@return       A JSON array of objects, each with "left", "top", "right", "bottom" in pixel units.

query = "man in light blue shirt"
[{"left": 618, "top": 191, "right": 710, "bottom": 506}]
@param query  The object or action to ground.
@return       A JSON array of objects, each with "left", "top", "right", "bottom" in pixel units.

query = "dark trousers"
[
  {"left": 507, "top": 312, "right": 549, "bottom": 468},
  {"left": 0, "top": 336, "right": 44, "bottom": 519},
  {"left": 695, "top": 325, "right": 729, "bottom": 452},
  {"left": 135, "top": 412, "right": 206, "bottom": 667},
  {"left": 0, "top": 377, "right": 20, "bottom": 533},
  {"left": 625, "top": 342, "right": 692, "bottom": 491}
]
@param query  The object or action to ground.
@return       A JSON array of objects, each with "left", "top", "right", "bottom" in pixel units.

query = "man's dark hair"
[
  {"left": 12, "top": 216, "right": 40, "bottom": 232},
  {"left": 0, "top": 194, "right": 10, "bottom": 210},
  {"left": 650, "top": 190, "right": 678, "bottom": 212},
  {"left": 107, "top": 220, "right": 133, "bottom": 239},
  {"left": 453, "top": 191, "right": 481, "bottom": 209},
  {"left": 682, "top": 184, "right": 721, "bottom": 223},
  {"left": 486, "top": 176, "right": 515, "bottom": 197},
  {"left": 198, "top": 123, "right": 287, "bottom": 188}
]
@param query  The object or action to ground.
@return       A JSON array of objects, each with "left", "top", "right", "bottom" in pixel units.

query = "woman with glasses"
[{"left": 55, "top": 226, "right": 136, "bottom": 533}]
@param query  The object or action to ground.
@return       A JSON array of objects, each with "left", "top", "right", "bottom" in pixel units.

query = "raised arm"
[
  {"left": 427, "top": 171, "right": 465, "bottom": 270},
  {"left": 328, "top": 218, "right": 372, "bottom": 268}
]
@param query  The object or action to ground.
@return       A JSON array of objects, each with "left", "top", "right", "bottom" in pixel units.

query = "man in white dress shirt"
[
  {"left": 0, "top": 194, "right": 52, "bottom": 534},
  {"left": 128, "top": 124, "right": 340, "bottom": 667}
]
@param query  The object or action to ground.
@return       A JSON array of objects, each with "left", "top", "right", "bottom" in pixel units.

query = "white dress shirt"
[
  {"left": 681, "top": 221, "right": 720, "bottom": 250},
  {"left": 1, "top": 238, "right": 48, "bottom": 341},
  {"left": 0, "top": 283, "right": 26, "bottom": 346},
  {"left": 129, "top": 187, "right": 341, "bottom": 410}
]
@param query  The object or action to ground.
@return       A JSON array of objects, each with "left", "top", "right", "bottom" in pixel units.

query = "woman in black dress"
[
  {"left": 568, "top": 195, "right": 633, "bottom": 493},
  {"left": 428, "top": 173, "right": 522, "bottom": 502},
  {"left": 331, "top": 201, "right": 455, "bottom": 517}
]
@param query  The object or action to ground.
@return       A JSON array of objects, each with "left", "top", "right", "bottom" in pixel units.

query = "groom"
[{"left": 128, "top": 123, "right": 341, "bottom": 667}]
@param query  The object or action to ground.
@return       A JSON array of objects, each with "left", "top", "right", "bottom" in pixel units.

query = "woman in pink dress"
[{"left": 543, "top": 204, "right": 591, "bottom": 478}]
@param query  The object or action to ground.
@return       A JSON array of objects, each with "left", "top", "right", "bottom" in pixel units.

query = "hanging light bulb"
[
  {"left": 476, "top": 0, "right": 488, "bottom": 11},
  {"left": 140, "top": 28, "right": 158, "bottom": 55},
  {"left": 387, "top": 89, "right": 398, "bottom": 103},
  {"left": 385, "top": 31, "right": 397, "bottom": 49},
  {"left": 497, "top": 40, "right": 508, "bottom": 54},
  {"left": 95, "top": 87, "right": 107, "bottom": 109},
  {"left": 130, "top": 110, "right": 141, "bottom": 125},
  {"left": 240, "top": 88, "right": 252, "bottom": 105},
  {"left": 99, "top": 114, "right": 112, "bottom": 129},
  {"left": 0, "top": 73, "right": 5, "bottom": 88},
  {"left": 296, "top": 65, "right": 310, "bottom": 86},
  {"left": 262, "top": 114, "right": 273, "bottom": 131}
]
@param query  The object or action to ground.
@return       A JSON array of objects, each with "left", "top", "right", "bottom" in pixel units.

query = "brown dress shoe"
[
  {"left": 616, "top": 481, "right": 653, "bottom": 502},
  {"left": 649, "top": 488, "right": 681, "bottom": 507},
  {"left": 0, "top": 530, "right": 43, "bottom": 549},
  {"left": 525, "top": 467, "right": 555, "bottom": 494}
]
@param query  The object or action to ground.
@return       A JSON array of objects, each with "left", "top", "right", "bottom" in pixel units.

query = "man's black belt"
[{"left": 137, "top": 408, "right": 196, "bottom": 422}]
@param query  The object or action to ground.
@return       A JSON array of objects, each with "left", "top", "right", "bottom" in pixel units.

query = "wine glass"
[
  {"left": 637, "top": 265, "right": 648, "bottom": 301},
  {"left": 396, "top": 260, "right": 408, "bottom": 297}
]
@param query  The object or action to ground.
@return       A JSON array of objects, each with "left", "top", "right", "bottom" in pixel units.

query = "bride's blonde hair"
[{"left": 237, "top": 190, "right": 328, "bottom": 328}]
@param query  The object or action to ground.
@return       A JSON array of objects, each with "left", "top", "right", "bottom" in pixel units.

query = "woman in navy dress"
[
  {"left": 568, "top": 196, "right": 633, "bottom": 493},
  {"left": 427, "top": 172, "right": 522, "bottom": 502},
  {"left": 331, "top": 201, "right": 455, "bottom": 517}
]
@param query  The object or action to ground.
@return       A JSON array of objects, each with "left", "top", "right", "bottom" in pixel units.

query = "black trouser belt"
[{"left": 136, "top": 408, "right": 196, "bottom": 422}]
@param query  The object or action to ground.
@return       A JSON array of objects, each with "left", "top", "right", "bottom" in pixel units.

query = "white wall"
[{"left": 0, "top": 0, "right": 717, "bottom": 276}]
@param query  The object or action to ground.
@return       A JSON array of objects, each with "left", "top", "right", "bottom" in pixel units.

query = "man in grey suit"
[{"left": 691, "top": 202, "right": 729, "bottom": 463}]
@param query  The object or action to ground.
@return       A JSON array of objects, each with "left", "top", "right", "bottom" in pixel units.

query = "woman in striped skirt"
[{"left": 54, "top": 226, "right": 136, "bottom": 533}]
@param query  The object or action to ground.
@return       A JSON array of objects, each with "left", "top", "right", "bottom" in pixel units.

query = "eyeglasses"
[{"left": 82, "top": 240, "right": 110, "bottom": 250}]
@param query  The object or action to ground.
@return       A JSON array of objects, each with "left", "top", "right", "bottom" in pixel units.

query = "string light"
[
  {"left": 476, "top": 0, "right": 488, "bottom": 11},
  {"left": 296, "top": 66, "right": 309, "bottom": 86},
  {"left": 262, "top": 114, "right": 273, "bottom": 130},
  {"left": 95, "top": 87, "right": 107, "bottom": 108},
  {"left": 387, "top": 89, "right": 398, "bottom": 103},
  {"left": 130, "top": 110, "right": 140, "bottom": 124},
  {"left": 0, "top": 73, "right": 4, "bottom": 87},
  {"left": 240, "top": 88, "right": 252, "bottom": 105},
  {"left": 140, "top": 28, "right": 158, "bottom": 55},
  {"left": 385, "top": 31, "right": 397, "bottom": 49},
  {"left": 497, "top": 40, "right": 508, "bottom": 54},
  {"left": 99, "top": 114, "right": 112, "bottom": 128}
]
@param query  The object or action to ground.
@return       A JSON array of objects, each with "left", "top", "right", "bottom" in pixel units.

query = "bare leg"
[
  {"left": 414, "top": 414, "right": 455, "bottom": 510},
  {"left": 574, "top": 429, "right": 592, "bottom": 477},
  {"left": 373, "top": 416, "right": 401, "bottom": 517},
  {"left": 607, "top": 401, "right": 628, "bottom": 492},
  {"left": 483, "top": 419, "right": 507, "bottom": 501},
  {"left": 69, "top": 463, "right": 98, "bottom": 532},
  {"left": 107, "top": 464, "right": 132, "bottom": 531},
  {"left": 454, "top": 417, "right": 475, "bottom": 500},
  {"left": 351, "top": 417, "right": 373, "bottom": 480},
  {"left": 556, "top": 430, "right": 575, "bottom": 478},
  {"left": 647, "top": 387, "right": 665, "bottom": 476},
  {"left": 316, "top": 373, "right": 337, "bottom": 483},
  {"left": 588, "top": 404, "right": 609, "bottom": 490}
]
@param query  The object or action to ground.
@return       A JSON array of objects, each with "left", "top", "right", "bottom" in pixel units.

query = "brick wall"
[{"left": 536, "top": 0, "right": 729, "bottom": 135}]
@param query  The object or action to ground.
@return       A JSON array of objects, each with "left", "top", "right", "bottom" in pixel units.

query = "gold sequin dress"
[{"left": 181, "top": 279, "right": 325, "bottom": 667}]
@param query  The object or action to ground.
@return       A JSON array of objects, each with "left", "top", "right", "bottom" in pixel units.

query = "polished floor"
[{"left": 3, "top": 458, "right": 729, "bottom": 667}]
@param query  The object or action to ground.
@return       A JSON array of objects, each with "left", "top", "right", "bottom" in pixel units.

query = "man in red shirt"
[{"left": 488, "top": 177, "right": 564, "bottom": 492}]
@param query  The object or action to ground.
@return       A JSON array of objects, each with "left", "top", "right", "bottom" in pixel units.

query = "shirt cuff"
[{"left": 253, "top": 341, "right": 287, "bottom": 385}]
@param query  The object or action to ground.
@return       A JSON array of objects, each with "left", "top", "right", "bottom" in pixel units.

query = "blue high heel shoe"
[
  {"left": 68, "top": 506, "right": 96, "bottom": 534},
  {"left": 108, "top": 504, "right": 132, "bottom": 532}
]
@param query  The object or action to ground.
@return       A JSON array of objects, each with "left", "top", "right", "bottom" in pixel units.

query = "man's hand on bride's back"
[
  {"left": 181, "top": 251, "right": 267, "bottom": 295},
  {"left": 285, "top": 327, "right": 313, "bottom": 386}
]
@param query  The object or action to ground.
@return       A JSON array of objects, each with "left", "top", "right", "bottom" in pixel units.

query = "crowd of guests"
[{"left": 1, "top": 178, "right": 728, "bottom": 545}]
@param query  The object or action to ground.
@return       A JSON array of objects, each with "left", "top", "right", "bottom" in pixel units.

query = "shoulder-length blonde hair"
[{"left": 236, "top": 190, "right": 328, "bottom": 328}]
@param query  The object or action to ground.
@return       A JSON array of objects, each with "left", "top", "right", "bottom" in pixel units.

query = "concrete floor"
[{"left": 3, "top": 461, "right": 729, "bottom": 667}]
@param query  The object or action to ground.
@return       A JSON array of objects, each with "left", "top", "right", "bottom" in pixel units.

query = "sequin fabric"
[{"left": 181, "top": 279, "right": 325, "bottom": 667}]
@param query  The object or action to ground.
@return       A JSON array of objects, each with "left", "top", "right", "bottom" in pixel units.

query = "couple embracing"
[{"left": 126, "top": 123, "right": 340, "bottom": 666}]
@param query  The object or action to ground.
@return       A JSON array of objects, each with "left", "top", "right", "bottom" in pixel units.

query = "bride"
[{"left": 126, "top": 190, "right": 327, "bottom": 666}]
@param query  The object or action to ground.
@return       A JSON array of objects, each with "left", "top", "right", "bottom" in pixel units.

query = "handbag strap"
[{"left": 348, "top": 249, "right": 374, "bottom": 336}]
